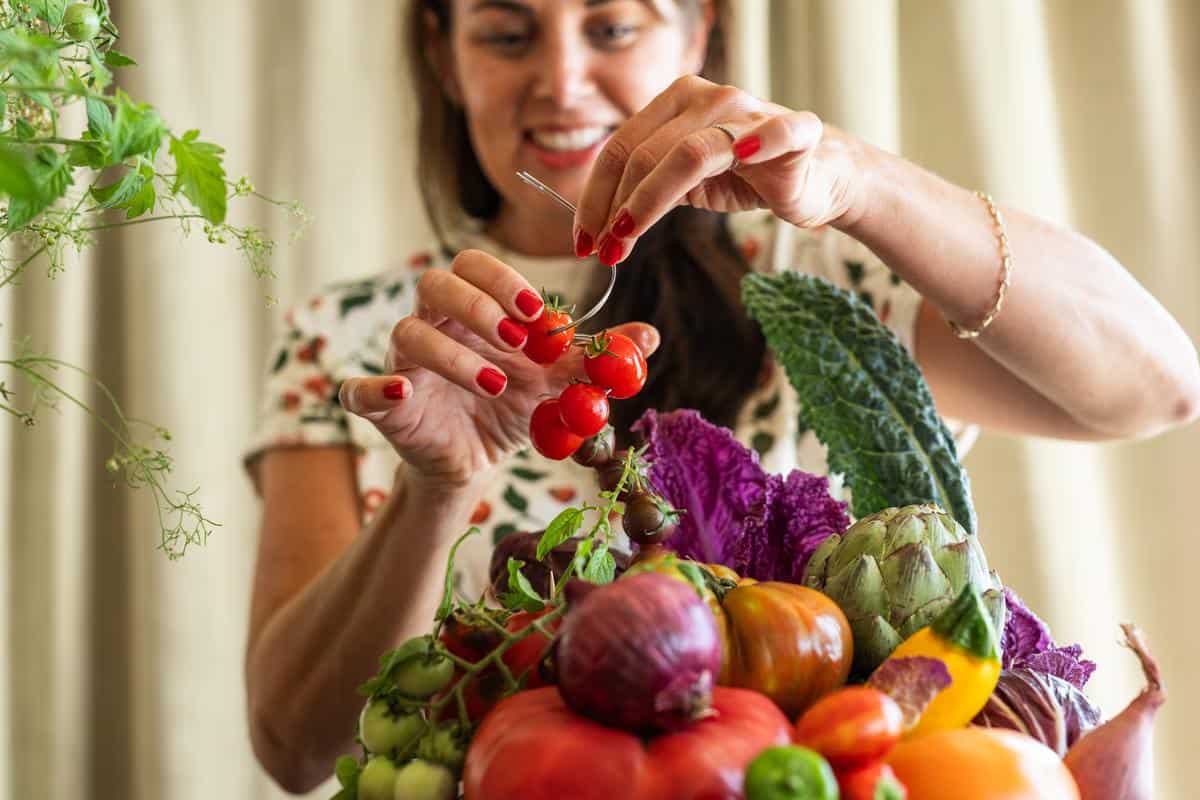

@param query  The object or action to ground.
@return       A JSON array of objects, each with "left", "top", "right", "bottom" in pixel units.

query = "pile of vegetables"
[{"left": 329, "top": 274, "right": 1164, "bottom": 800}]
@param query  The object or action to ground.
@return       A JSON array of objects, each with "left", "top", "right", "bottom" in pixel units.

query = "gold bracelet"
[{"left": 947, "top": 190, "right": 1013, "bottom": 339}]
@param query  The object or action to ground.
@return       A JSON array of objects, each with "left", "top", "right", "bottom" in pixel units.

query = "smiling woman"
[{"left": 240, "top": 0, "right": 1200, "bottom": 793}]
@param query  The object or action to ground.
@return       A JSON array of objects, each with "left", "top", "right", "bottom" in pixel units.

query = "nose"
[{"left": 531, "top": 26, "right": 592, "bottom": 107}]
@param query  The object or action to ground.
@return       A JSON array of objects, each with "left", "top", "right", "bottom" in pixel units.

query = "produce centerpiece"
[{"left": 330, "top": 274, "right": 1163, "bottom": 800}]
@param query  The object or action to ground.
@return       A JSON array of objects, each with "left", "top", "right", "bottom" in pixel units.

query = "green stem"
[
  {"left": 0, "top": 242, "right": 49, "bottom": 290},
  {"left": 76, "top": 213, "right": 206, "bottom": 233}
]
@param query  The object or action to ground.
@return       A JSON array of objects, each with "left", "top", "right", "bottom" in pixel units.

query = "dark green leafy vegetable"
[{"left": 742, "top": 272, "right": 976, "bottom": 532}]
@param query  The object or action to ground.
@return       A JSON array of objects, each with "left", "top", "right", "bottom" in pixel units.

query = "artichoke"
[{"left": 802, "top": 504, "right": 1006, "bottom": 678}]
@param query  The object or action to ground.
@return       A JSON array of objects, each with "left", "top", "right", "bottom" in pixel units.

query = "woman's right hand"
[{"left": 337, "top": 249, "right": 659, "bottom": 491}]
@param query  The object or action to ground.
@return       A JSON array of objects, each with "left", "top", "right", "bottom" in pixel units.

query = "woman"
[{"left": 241, "top": 0, "right": 1200, "bottom": 792}]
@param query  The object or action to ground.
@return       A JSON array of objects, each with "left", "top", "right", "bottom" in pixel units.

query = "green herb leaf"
[
  {"left": 110, "top": 93, "right": 165, "bottom": 163},
  {"left": 742, "top": 272, "right": 976, "bottom": 532},
  {"left": 498, "top": 559, "right": 545, "bottom": 612},
  {"left": 6, "top": 147, "right": 72, "bottom": 230},
  {"left": 0, "top": 147, "right": 36, "bottom": 199},
  {"left": 583, "top": 544, "right": 616, "bottom": 584},
  {"left": 85, "top": 96, "right": 113, "bottom": 140},
  {"left": 536, "top": 507, "right": 583, "bottom": 561},
  {"left": 29, "top": 0, "right": 66, "bottom": 26},
  {"left": 168, "top": 129, "right": 227, "bottom": 224},
  {"left": 334, "top": 755, "right": 360, "bottom": 793},
  {"left": 435, "top": 528, "right": 478, "bottom": 622},
  {"left": 92, "top": 166, "right": 146, "bottom": 209},
  {"left": 103, "top": 50, "right": 138, "bottom": 67}
]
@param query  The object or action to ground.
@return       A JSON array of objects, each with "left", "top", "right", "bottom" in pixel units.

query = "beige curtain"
[{"left": 3, "top": 1, "right": 1196, "bottom": 798}]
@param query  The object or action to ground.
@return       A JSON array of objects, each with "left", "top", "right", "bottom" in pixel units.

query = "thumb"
[{"left": 605, "top": 322, "right": 661, "bottom": 358}]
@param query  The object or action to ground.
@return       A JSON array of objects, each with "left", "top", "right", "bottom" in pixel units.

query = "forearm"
[
  {"left": 838, "top": 141, "right": 1200, "bottom": 437},
  {"left": 246, "top": 464, "right": 482, "bottom": 792}
]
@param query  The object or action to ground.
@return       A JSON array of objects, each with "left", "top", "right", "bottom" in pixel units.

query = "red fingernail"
[
  {"left": 574, "top": 229, "right": 595, "bottom": 258},
  {"left": 611, "top": 210, "right": 635, "bottom": 239},
  {"left": 515, "top": 289, "right": 544, "bottom": 318},
  {"left": 598, "top": 234, "right": 625, "bottom": 267},
  {"left": 498, "top": 317, "right": 528, "bottom": 348},
  {"left": 733, "top": 135, "right": 761, "bottom": 160},
  {"left": 476, "top": 367, "right": 507, "bottom": 396},
  {"left": 383, "top": 380, "right": 407, "bottom": 400}
]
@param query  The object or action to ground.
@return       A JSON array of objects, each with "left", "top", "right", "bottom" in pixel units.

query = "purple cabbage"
[
  {"left": 631, "top": 409, "right": 849, "bottom": 582},
  {"left": 974, "top": 668, "right": 1103, "bottom": 756},
  {"left": 1002, "top": 587, "right": 1097, "bottom": 689}
]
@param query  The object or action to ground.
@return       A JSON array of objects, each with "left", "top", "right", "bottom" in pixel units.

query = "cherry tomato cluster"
[{"left": 523, "top": 303, "right": 648, "bottom": 463}]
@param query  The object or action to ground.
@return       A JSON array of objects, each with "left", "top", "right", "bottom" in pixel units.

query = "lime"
[{"left": 744, "top": 746, "right": 838, "bottom": 800}]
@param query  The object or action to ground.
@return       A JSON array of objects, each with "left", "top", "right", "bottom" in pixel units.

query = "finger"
[
  {"left": 725, "top": 110, "right": 823, "bottom": 167},
  {"left": 389, "top": 316, "right": 509, "bottom": 398},
  {"left": 574, "top": 75, "right": 710, "bottom": 255},
  {"left": 415, "top": 265, "right": 531, "bottom": 354},
  {"left": 338, "top": 374, "right": 413, "bottom": 418},
  {"left": 450, "top": 248, "right": 545, "bottom": 322},
  {"left": 595, "top": 125, "right": 740, "bottom": 265}
]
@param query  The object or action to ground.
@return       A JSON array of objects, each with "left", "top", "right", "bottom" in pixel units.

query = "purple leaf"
[{"left": 867, "top": 656, "right": 953, "bottom": 730}]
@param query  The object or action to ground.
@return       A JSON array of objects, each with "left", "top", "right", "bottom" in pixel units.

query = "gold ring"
[{"left": 711, "top": 123, "right": 738, "bottom": 143}]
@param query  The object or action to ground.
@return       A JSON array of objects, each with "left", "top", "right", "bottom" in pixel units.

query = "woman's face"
[{"left": 443, "top": 0, "right": 708, "bottom": 242}]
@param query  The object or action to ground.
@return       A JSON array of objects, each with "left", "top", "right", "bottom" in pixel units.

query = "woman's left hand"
[{"left": 573, "top": 75, "right": 865, "bottom": 265}]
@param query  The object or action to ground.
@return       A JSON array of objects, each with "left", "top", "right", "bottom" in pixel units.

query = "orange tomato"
[
  {"left": 887, "top": 728, "right": 1079, "bottom": 800},
  {"left": 794, "top": 687, "right": 903, "bottom": 769}
]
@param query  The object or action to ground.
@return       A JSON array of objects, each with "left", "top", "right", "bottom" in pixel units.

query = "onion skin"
[
  {"left": 1065, "top": 625, "right": 1164, "bottom": 800},
  {"left": 556, "top": 573, "right": 722, "bottom": 733}
]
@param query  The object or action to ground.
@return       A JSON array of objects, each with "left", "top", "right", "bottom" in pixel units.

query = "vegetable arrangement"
[{"left": 329, "top": 274, "right": 1164, "bottom": 800}]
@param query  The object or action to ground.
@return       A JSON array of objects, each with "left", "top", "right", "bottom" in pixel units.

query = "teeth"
[{"left": 530, "top": 126, "right": 609, "bottom": 152}]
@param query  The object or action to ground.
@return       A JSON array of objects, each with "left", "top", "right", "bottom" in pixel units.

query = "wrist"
[
  {"left": 393, "top": 461, "right": 493, "bottom": 509},
  {"left": 829, "top": 132, "right": 895, "bottom": 236}
]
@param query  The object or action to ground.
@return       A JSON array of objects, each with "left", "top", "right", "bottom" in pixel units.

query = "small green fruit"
[
  {"left": 393, "top": 759, "right": 457, "bottom": 800},
  {"left": 64, "top": 3, "right": 101, "bottom": 42},
  {"left": 358, "top": 756, "right": 399, "bottom": 800},
  {"left": 359, "top": 698, "right": 425, "bottom": 756}
]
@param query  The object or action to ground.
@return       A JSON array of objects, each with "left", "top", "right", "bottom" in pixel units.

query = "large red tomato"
[{"left": 463, "top": 686, "right": 793, "bottom": 800}]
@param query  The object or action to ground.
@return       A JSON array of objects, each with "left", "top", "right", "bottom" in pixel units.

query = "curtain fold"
[{"left": 2, "top": 2, "right": 1196, "bottom": 798}]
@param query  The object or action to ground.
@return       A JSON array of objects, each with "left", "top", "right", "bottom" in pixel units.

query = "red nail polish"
[
  {"left": 733, "top": 135, "right": 761, "bottom": 161},
  {"left": 611, "top": 210, "right": 635, "bottom": 239},
  {"left": 383, "top": 380, "right": 407, "bottom": 400},
  {"left": 476, "top": 367, "right": 507, "bottom": 396},
  {"left": 598, "top": 234, "right": 625, "bottom": 267},
  {"left": 574, "top": 229, "right": 595, "bottom": 258},
  {"left": 498, "top": 317, "right": 528, "bottom": 348},
  {"left": 515, "top": 289, "right": 544, "bottom": 318}
]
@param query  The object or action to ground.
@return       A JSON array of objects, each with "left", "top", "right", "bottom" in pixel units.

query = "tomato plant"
[
  {"left": 584, "top": 331, "right": 647, "bottom": 399},
  {"left": 530, "top": 398, "right": 583, "bottom": 460},
  {"left": 557, "top": 382, "right": 610, "bottom": 438},
  {"left": 522, "top": 305, "right": 574, "bottom": 364}
]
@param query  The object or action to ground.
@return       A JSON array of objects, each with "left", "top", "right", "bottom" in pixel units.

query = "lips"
[{"left": 523, "top": 125, "right": 616, "bottom": 170}]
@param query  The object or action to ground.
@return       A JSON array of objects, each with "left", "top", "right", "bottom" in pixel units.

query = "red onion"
[
  {"left": 556, "top": 573, "right": 722, "bottom": 732},
  {"left": 1065, "top": 625, "right": 1164, "bottom": 800}
]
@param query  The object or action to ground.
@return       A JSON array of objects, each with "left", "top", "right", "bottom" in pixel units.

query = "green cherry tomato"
[
  {"left": 393, "top": 654, "right": 454, "bottom": 699},
  {"left": 357, "top": 755, "right": 399, "bottom": 800},
  {"left": 358, "top": 698, "right": 425, "bottom": 756},
  {"left": 744, "top": 746, "right": 839, "bottom": 800},
  {"left": 393, "top": 759, "right": 458, "bottom": 800},
  {"left": 64, "top": 3, "right": 101, "bottom": 42},
  {"left": 415, "top": 723, "right": 468, "bottom": 772}
]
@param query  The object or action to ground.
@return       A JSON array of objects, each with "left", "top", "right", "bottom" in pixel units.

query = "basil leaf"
[
  {"left": 743, "top": 272, "right": 976, "bottom": 532},
  {"left": 536, "top": 507, "right": 583, "bottom": 561}
]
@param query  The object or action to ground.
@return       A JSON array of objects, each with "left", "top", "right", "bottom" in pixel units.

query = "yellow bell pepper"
[{"left": 886, "top": 585, "right": 1001, "bottom": 736}]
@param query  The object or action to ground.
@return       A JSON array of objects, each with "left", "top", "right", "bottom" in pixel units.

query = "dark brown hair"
[{"left": 405, "top": 0, "right": 765, "bottom": 435}]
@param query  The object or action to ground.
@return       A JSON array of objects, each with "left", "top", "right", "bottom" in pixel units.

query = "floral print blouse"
[{"left": 243, "top": 212, "right": 976, "bottom": 601}]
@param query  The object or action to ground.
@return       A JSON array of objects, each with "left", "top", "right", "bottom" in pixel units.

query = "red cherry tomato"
[
  {"left": 522, "top": 307, "right": 573, "bottom": 365},
  {"left": 793, "top": 687, "right": 904, "bottom": 769},
  {"left": 837, "top": 762, "right": 907, "bottom": 800},
  {"left": 529, "top": 399, "right": 583, "bottom": 460},
  {"left": 557, "top": 383, "right": 610, "bottom": 438},
  {"left": 584, "top": 332, "right": 647, "bottom": 399}
]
